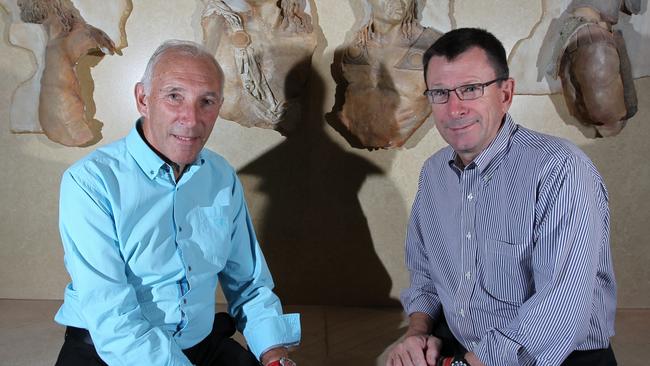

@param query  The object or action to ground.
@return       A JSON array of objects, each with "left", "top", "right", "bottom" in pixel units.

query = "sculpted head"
[
  {"left": 135, "top": 40, "right": 225, "bottom": 171},
  {"left": 279, "top": 0, "right": 313, "bottom": 33},
  {"left": 17, "top": 0, "right": 75, "bottom": 32},
  {"left": 368, "top": 0, "right": 408, "bottom": 25},
  {"left": 359, "top": 0, "right": 418, "bottom": 42}
]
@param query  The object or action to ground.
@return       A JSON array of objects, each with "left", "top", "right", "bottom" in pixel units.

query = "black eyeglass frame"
[{"left": 423, "top": 77, "right": 509, "bottom": 104}]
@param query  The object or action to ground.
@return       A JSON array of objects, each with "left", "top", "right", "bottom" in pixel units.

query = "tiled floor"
[{"left": 0, "top": 299, "right": 647, "bottom": 365}]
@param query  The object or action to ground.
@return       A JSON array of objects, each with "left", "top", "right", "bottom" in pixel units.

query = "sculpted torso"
[
  {"left": 39, "top": 23, "right": 113, "bottom": 145},
  {"left": 341, "top": 25, "right": 438, "bottom": 148},
  {"left": 203, "top": 0, "right": 317, "bottom": 133},
  {"left": 338, "top": 0, "right": 440, "bottom": 149}
]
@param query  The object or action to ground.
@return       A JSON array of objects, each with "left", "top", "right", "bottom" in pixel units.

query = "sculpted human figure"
[
  {"left": 17, "top": 0, "right": 117, "bottom": 146},
  {"left": 201, "top": 0, "right": 317, "bottom": 133},
  {"left": 553, "top": 0, "right": 640, "bottom": 136},
  {"left": 339, "top": 0, "right": 440, "bottom": 149}
]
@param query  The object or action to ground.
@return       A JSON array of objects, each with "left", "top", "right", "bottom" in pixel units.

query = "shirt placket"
[
  {"left": 456, "top": 164, "right": 479, "bottom": 347},
  {"left": 165, "top": 164, "right": 191, "bottom": 339}
]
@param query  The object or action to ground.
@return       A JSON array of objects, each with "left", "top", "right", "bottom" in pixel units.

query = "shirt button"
[
  {"left": 466, "top": 232, "right": 471, "bottom": 240},
  {"left": 465, "top": 272, "right": 471, "bottom": 280},
  {"left": 459, "top": 308, "right": 465, "bottom": 317},
  {"left": 188, "top": 266, "right": 192, "bottom": 272},
  {"left": 471, "top": 341, "right": 477, "bottom": 348},
  {"left": 178, "top": 331, "right": 182, "bottom": 337},
  {"left": 178, "top": 226, "right": 182, "bottom": 232},
  {"left": 183, "top": 298, "right": 187, "bottom": 304},
  {"left": 467, "top": 193, "right": 473, "bottom": 201},
  {"left": 149, "top": 170, "right": 155, "bottom": 175}
]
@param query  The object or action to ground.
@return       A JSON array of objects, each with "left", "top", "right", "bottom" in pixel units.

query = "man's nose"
[
  {"left": 446, "top": 90, "right": 468, "bottom": 117},
  {"left": 179, "top": 103, "right": 200, "bottom": 125}
]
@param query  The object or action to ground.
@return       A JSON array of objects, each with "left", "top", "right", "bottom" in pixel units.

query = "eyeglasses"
[{"left": 423, "top": 77, "right": 508, "bottom": 104}]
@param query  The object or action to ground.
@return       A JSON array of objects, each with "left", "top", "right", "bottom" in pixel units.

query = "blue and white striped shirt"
[{"left": 401, "top": 114, "right": 616, "bottom": 365}]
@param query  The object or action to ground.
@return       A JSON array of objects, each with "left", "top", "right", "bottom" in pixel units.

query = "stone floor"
[{"left": 0, "top": 299, "right": 647, "bottom": 365}]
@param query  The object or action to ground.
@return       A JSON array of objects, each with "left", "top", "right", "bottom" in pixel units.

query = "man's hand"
[
  {"left": 386, "top": 334, "right": 442, "bottom": 366},
  {"left": 260, "top": 346, "right": 289, "bottom": 366}
]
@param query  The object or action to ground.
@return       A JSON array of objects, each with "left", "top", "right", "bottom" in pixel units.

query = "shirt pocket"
[
  {"left": 482, "top": 236, "right": 534, "bottom": 305},
  {"left": 189, "top": 207, "right": 231, "bottom": 267}
]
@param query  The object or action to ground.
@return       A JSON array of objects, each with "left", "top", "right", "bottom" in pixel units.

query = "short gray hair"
[{"left": 140, "top": 39, "right": 224, "bottom": 95}]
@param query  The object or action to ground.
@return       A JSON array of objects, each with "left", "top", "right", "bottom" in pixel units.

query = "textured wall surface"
[{"left": 0, "top": 0, "right": 648, "bottom": 307}]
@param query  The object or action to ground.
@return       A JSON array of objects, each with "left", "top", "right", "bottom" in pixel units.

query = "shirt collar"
[
  {"left": 126, "top": 118, "right": 206, "bottom": 180},
  {"left": 448, "top": 113, "right": 518, "bottom": 181}
]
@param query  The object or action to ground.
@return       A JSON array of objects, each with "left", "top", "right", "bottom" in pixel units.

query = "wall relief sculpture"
[
  {"left": 1, "top": 0, "right": 130, "bottom": 146},
  {"left": 201, "top": 0, "right": 317, "bottom": 134},
  {"left": 332, "top": 0, "right": 441, "bottom": 149},
  {"left": 509, "top": 0, "right": 648, "bottom": 137}
]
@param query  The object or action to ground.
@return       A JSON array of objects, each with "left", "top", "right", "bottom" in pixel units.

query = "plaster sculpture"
[
  {"left": 2, "top": 0, "right": 129, "bottom": 146},
  {"left": 337, "top": 0, "right": 441, "bottom": 149},
  {"left": 509, "top": 0, "right": 649, "bottom": 94},
  {"left": 201, "top": 0, "right": 317, "bottom": 134},
  {"left": 555, "top": 1, "right": 640, "bottom": 136}
]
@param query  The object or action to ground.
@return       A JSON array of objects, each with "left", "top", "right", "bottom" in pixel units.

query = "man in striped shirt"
[{"left": 387, "top": 28, "right": 617, "bottom": 366}]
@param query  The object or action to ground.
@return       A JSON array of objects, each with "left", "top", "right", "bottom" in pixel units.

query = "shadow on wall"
[{"left": 238, "top": 60, "right": 403, "bottom": 308}]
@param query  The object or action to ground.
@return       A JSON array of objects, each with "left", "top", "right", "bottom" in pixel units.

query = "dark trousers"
[
  {"left": 55, "top": 313, "right": 260, "bottom": 366},
  {"left": 432, "top": 314, "right": 617, "bottom": 366}
]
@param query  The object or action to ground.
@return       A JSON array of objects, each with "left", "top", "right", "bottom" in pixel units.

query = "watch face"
[{"left": 451, "top": 361, "right": 468, "bottom": 366}]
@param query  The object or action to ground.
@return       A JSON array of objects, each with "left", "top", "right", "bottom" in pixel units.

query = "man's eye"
[
  {"left": 431, "top": 89, "right": 447, "bottom": 97},
  {"left": 460, "top": 84, "right": 480, "bottom": 93},
  {"left": 202, "top": 98, "right": 216, "bottom": 106},
  {"left": 168, "top": 93, "right": 182, "bottom": 101}
]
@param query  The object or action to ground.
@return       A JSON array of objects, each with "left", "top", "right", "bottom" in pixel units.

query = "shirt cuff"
[
  {"left": 474, "top": 329, "right": 535, "bottom": 366},
  {"left": 400, "top": 293, "right": 442, "bottom": 320},
  {"left": 243, "top": 313, "right": 301, "bottom": 360}
]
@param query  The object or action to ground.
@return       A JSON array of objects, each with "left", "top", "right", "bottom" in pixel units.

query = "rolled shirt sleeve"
[
  {"left": 219, "top": 174, "right": 301, "bottom": 359},
  {"left": 400, "top": 172, "right": 443, "bottom": 320}
]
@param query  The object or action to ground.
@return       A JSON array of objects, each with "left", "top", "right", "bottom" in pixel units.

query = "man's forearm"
[
  {"left": 260, "top": 346, "right": 289, "bottom": 365},
  {"left": 405, "top": 312, "right": 434, "bottom": 337}
]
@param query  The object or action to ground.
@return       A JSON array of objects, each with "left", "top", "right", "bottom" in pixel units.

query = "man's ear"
[
  {"left": 135, "top": 82, "right": 148, "bottom": 117},
  {"left": 500, "top": 78, "right": 515, "bottom": 113}
]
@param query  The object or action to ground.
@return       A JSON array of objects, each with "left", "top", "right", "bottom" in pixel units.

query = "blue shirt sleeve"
[
  {"left": 473, "top": 157, "right": 615, "bottom": 365},
  {"left": 400, "top": 172, "right": 443, "bottom": 320},
  {"left": 218, "top": 173, "right": 301, "bottom": 359},
  {"left": 59, "top": 170, "right": 193, "bottom": 366}
]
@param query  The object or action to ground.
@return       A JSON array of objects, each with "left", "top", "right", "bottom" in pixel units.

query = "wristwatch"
[
  {"left": 266, "top": 357, "right": 296, "bottom": 366},
  {"left": 437, "top": 356, "right": 469, "bottom": 366}
]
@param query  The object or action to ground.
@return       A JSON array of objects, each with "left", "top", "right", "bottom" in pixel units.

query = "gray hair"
[{"left": 140, "top": 39, "right": 225, "bottom": 95}]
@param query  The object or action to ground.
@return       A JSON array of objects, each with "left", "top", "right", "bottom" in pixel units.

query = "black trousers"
[
  {"left": 432, "top": 314, "right": 617, "bottom": 366},
  {"left": 55, "top": 313, "right": 260, "bottom": 366}
]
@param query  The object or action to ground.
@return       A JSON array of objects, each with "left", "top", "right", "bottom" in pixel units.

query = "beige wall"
[{"left": 0, "top": 1, "right": 648, "bottom": 308}]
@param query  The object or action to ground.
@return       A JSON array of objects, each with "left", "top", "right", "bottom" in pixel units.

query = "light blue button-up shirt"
[{"left": 55, "top": 122, "right": 300, "bottom": 365}]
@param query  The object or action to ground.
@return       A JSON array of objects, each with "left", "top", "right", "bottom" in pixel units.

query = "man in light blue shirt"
[{"left": 54, "top": 40, "right": 300, "bottom": 366}]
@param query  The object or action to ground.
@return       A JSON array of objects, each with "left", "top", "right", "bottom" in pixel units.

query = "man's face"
[
  {"left": 135, "top": 51, "right": 223, "bottom": 168},
  {"left": 425, "top": 47, "right": 514, "bottom": 165},
  {"left": 370, "top": 0, "right": 406, "bottom": 24}
]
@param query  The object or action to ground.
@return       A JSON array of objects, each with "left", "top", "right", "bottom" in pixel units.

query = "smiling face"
[
  {"left": 426, "top": 47, "right": 514, "bottom": 165},
  {"left": 135, "top": 51, "right": 223, "bottom": 172}
]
